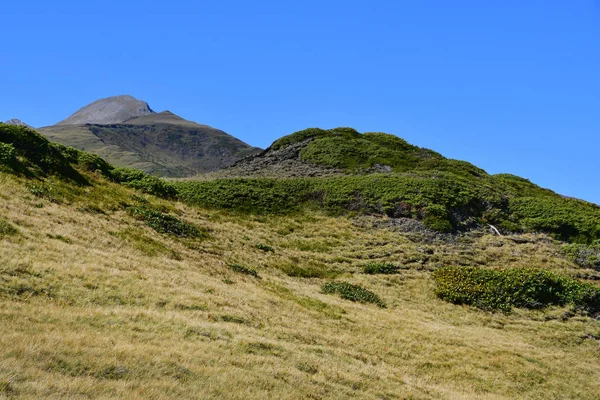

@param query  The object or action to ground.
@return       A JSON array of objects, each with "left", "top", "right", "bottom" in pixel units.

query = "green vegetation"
[
  {"left": 0, "top": 142, "right": 16, "bottom": 164},
  {"left": 0, "top": 122, "right": 178, "bottom": 200},
  {"left": 563, "top": 241, "right": 600, "bottom": 270},
  {"left": 255, "top": 243, "right": 274, "bottom": 252},
  {"left": 270, "top": 127, "right": 488, "bottom": 177},
  {"left": 433, "top": 266, "right": 600, "bottom": 313},
  {"left": 4, "top": 123, "right": 600, "bottom": 398},
  {"left": 229, "top": 263, "right": 260, "bottom": 278},
  {"left": 0, "top": 123, "right": 88, "bottom": 184},
  {"left": 110, "top": 168, "right": 177, "bottom": 199},
  {"left": 125, "top": 206, "right": 206, "bottom": 238},
  {"left": 176, "top": 172, "right": 600, "bottom": 243},
  {"left": 321, "top": 281, "right": 386, "bottom": 308},
  {"left": 363, "top": 262, "right": 400, "bottom": 275},
  {"left": 0, "top": 219, "right": 18, "bottom": 236}
]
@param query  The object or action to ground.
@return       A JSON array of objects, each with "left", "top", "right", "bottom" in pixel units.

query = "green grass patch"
[
  {"left": 266, "top": 283, "right": 346, "bottom": 318},
  {"left": 126, "top": 206, "right": 206, "bottom": 238},
  {"left": 0, "top": 219, "right": 18, "bottom": 236},
  {"left": 255, "top": 243, "right": 274, "bottom": 252},
  {"left": 321, "top": 281, "right": 386, "bottom": 308},
  {"left": 433, "top": 266, "right": 600, "bottom": 314},
  {"left": 279, "top": 262, "right": 339, "bottom": 279},
  {"left": 109, "top": 228, "right": 180, "bottom": 258},
  {"left": 229, "top": 263, "right": 260, "bottom": 278},
  {"left": 363, "top": 262, "right": 400, "bottom": 275}
]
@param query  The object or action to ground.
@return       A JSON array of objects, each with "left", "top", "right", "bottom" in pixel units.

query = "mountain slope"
[
  {"left": 38, "top": 97, "right": 261, "bottom": 177},
  {"left": 1, "top": 123, "right": 600, "bottom": 399}
]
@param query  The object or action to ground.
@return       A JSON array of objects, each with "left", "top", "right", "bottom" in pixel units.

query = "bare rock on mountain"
[
  {"left": 4, "top": 119, "right": 33, "bottom": 128},
  {"left": 56, "top": 95, "right": 155, "bottom": 125}
]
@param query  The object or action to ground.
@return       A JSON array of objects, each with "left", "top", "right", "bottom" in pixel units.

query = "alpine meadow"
[{"left": 0, "top": 120, "right": 599, "bottom": 399}]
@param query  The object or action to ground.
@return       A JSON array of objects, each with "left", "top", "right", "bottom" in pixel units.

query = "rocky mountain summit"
[
  {"left": 4, "top": 119, "right": 33, "bottom": 128},
  {"left": 56, "top": 95, "right": 155, "bottom": 125}
]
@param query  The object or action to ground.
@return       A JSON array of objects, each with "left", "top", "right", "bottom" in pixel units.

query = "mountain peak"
[
  {"left": 4, "top": 118, "right": 33, "bottom": 128},
  {"left": 56, "top": 95, "right": 155, "bottom": 126}
]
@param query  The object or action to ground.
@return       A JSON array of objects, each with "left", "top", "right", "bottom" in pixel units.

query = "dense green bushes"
[
  {"left": 126, "top": 206, "right": 206, "bottom": 238},
  {"left": 175, "top": 173, "right": 505, "bottom": 230},
  {"left": 322, "top": 282, "right": 386, "bottom": 308},
  {"left": 0, "top": 143, "right": 16, "bottom": 164},
  {"left": 110, "top": 168, "right": 177, "bottom": 199},
  {"left": 363, "top": 262, "right": 399, "bottom": 275},
  {"left": 433, "top": 266, "right": 600, "bottom": 313},
  {"left": 175, "top": 172, "right": 600, "bottom": 243},
  {"left": 506, "top": 196, "right": 600, "bottom": 243}
]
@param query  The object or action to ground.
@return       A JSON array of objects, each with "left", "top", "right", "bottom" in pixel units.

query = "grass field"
[{"left": 1, "top": 170, "right": 600, "bottom": 399}]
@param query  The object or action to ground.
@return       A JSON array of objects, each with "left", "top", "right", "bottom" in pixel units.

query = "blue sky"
[{"left": 1, "top": 1, "right": 599, "bottom": 203}]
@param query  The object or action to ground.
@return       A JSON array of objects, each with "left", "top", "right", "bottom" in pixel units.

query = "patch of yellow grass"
[{"left": 0, "top": 172, "right": 599, "bottom": 399}]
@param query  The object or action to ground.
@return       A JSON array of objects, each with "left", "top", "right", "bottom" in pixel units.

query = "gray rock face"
[
  {"left": 56, "top": 95, "right": 155, "bottom": 125},
  {"left": 4, "top": 119, "right": 33, "bottom": 128}
]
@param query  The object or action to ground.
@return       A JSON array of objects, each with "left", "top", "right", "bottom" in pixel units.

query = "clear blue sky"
[{"left": 1, "top": 1, "right": 599, "bottom": 204}]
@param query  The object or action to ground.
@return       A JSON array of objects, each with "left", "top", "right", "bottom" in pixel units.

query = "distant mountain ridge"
[{"left": 38, "top": 95, "right": 261, "bottom": 177}]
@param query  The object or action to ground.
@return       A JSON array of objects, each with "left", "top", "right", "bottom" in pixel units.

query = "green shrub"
[
  {"left": 422, "top": 204, "right": 454, "bottom": 232},
  {"left": 76, "top": 152, "right": 113, "bottom": 175},
  {"left": 507, "top": 196, "right": 600, "bottom": 243},
  {"left": 433, "top": 266, "right": 600, "bottom": 314},
  {"left": 111, "top": 168, "right": 177, "bottom": 199},
  {"left": 230, "top": 264, "right": 259, "bottom": 278},
  {"left": 563, "top": 241, "right": 600, "bottom": 270},
  {"left": 0, "top": 142, "right": 16, "bottom": 164},
  {"left": 363, "top": 262, "right": 399, "bottom": 275},
  {"left": 0, "top": 219, "right": 18, "bottom": 236},
  {"left": 255, "top": 243, "right": 274, "bottom": 252},
  {"left": 126, "top": 206, "right": 205, "bottom": 238},
  {"left": 321, "top": 282, "right": 386, "bottom": 308}
]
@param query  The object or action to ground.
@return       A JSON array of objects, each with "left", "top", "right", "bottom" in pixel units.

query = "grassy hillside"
[{"left": 1, "top": 123, "right": 600, "bottom": 399}]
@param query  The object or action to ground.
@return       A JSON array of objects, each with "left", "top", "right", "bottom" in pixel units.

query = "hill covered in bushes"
[{"left": 179, "top": 127, "right": 600, "bottom": 244}]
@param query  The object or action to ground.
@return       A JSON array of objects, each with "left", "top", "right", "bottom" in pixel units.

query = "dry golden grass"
[{"left": 0, "top": 172, "right": 599, "bottom": 399}]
